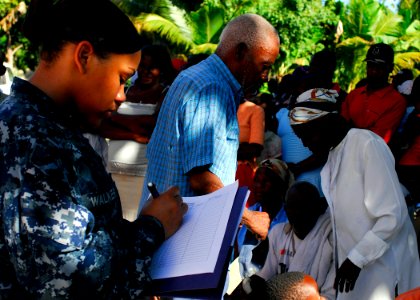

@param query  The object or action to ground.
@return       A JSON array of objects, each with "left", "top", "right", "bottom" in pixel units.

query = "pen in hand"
[{"left": 147, "top": 182, "right": 160, "bottom": 199}]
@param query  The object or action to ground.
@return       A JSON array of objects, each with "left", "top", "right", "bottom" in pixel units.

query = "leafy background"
[{"left": 1, "top": 0, "right": 419, "bottom": 92}]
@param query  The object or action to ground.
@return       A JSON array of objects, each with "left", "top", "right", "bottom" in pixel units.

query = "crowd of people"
[{"left": 0, "top": 0, "right": 419, "bottom": 299}]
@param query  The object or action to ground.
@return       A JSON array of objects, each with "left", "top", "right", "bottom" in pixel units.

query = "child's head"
[
  {"left": 284, "top": 181, "right": 327, "bottom": 240},
  {"left": 266, "top": 271, "right": 326, "bottom": 300},
  {"left": 253, "top": 159, "right": 294, "bottom": 215}
]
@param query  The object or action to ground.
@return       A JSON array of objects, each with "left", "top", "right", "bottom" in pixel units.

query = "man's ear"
[
  {"left": 74, "top": 41, "right": 94, "bottom": 74},
  {"left": 235, "top": 42, "right": 248, "bottom": 61}
]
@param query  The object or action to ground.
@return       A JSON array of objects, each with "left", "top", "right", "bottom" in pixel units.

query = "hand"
[
  {"left": 334, "top": 258, "right": 361, "bottom": 293},
  {"left": 140, "top": 186, "right": 188, "bottom": 239},
  {"left": 241, "top": 209, "right": 270, "bottom": 240}
]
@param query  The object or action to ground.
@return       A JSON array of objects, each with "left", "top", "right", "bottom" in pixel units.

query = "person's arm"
[
  {"left": 188, "top": 166, "right": 224, "bottom": 195},
  {"left": 371, "top": 96, "right": 407, "bottom": 143},
  {"left": 180, "top": 82, "right": 236, "bottom": 194},
  {"left": 335, "top": 135, "right": 407, "bottom": 292},
  {"left": 287, "top": 153, "right": 328, "bottom": 177},
  {"left": 241, "top": 209, "right": 270, "bottom": 240},
  {"left": 14, "top": 154, "right": 185, "bottom": 298},
  {"left": 237, "top": 143, "right": 264, "bottom": 162},
  {"left": 98, "top": 114, "right": 155, "bottom": 143},
  {"left": 248, "top": 105, "right": 265, "bottom": 146}
]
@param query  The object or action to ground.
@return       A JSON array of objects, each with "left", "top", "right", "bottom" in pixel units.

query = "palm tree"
[
  {"left": 115, "top": 0, "right": 227, "bottom": 56},
  {"left": 336, "top": 0, "right": 420, "bottom": 91}
]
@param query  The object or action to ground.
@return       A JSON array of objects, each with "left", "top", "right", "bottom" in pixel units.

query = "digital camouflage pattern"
[{"left": 0, "top": 78, "right": 165, "bottom": 299}]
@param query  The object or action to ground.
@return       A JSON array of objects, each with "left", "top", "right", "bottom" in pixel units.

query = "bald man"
[{"left": 141, "top": 14, "right": 280, "bottom": 239}]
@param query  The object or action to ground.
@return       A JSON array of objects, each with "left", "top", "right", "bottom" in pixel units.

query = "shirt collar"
[
  {"left": 360, "top": 84, "right": 394, "bottom": 99},
  {"left": 208, "top": 54, "right": 244, "bottom": 106},
  {"left": 10, "top": 77, "right": 82, "bottom": 130}
]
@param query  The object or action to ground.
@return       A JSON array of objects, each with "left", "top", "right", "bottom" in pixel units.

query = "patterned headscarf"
[
  {"left": 289, "top": 88, "right": 339, "bottom": 125},
  {"left": 259, "top": 158, "right": 294, "bottom": 189}
]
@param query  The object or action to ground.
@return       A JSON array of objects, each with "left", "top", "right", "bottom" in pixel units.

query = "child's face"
[{"left": 285, "top": 190, "right": 320, "bottom": 240}]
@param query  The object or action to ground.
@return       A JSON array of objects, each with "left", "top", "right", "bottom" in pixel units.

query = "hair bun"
[{"left": 22, "top": 0, "right": 57, "bottom": 45}]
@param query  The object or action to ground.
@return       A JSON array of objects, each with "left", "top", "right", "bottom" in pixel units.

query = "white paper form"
[{"left": 150, "top": 181, "right": 239, "bottom": 279}]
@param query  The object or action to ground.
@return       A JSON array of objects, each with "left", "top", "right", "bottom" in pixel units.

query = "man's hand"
[
  {"left": 140, "top": 186, "right": 188, "bottom": 239},
  {"left": 334, "top": 258, "right": 361, "bottom": 293},
  {"left": 241, "top": 209, "right": 270, "bottom": 240}
]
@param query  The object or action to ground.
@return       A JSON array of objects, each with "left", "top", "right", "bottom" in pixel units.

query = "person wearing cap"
[
  {"left": 341, "top": 43, "right": 407, "bottom": 144},
  {"left": 290, "top": 88, "right": 420, "bottom": 299},
  {"left": 0, "top": 0, "right": 188, "bottom": 298}
]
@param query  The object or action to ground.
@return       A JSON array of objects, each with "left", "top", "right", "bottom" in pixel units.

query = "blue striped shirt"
[{"left": 141, "top": 54, "right": 243, "bottom": 202}]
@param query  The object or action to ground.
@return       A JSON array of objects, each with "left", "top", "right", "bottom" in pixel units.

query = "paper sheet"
[
  {"left": 226, "top": 257, "right": 243, "bottom": 295},
  {"left": 150, "top": 181, "right": 239, "bottom": 279}
]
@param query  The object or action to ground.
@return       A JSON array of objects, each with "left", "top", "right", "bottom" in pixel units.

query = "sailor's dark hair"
[{"left": 23, "top": 0, "right": 143, "bottom": 60}]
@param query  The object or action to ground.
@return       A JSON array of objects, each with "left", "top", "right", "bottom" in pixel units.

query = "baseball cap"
[{"left": 365, "top": 43, "right": 394, "bottom": 65}]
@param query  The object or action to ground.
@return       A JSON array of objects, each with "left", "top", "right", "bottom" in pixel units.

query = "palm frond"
[
  {"left": 114, "top": 0, "right": 173, "bottom": 19},
  {"left": 394, "top": 52, "right": 420, "bottom": 70},
  {"left": 190, "top": 43, "right": 218, "bottom": 55},
  {"left": 368, "top": 10, "right": 403, "bottom": 41},
  {"left": 133, "top": 13, "right": 194, "bottom": 51},
  {"left": 337, "top": 36, "right": 371, "bottom": 48},
  {"left": 343, "top": 0, "right": 380, "bottom": 37},
  {"left": 188, "top": 5, "right": 225, "bottom": 45}
]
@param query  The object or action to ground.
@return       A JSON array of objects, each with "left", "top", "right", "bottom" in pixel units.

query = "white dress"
[{"left": 321, "top": 129, "right": 420, "bottom": 300}]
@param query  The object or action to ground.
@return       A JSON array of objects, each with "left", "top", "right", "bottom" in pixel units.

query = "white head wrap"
[
  {"left": 397, "top": 80, "right": 413, "bottom": 95},
  {"left": 289, "top": 88, "right": 339, "bottom": 125}
]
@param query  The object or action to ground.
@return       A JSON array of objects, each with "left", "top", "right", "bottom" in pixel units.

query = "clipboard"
[{"left": 146, "top": 185, "right": 249, "bottom": 299}]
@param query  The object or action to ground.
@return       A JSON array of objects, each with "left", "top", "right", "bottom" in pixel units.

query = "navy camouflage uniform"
[{"left": 0, "top": 78, "right": 164, "bottom": 299}]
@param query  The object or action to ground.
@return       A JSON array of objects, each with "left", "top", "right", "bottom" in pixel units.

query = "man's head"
[
  {"left": 284, "top": 181, "right": 327, "bottom": 240},
  {"left": 266, "top": 271, "right": 326, "bottom": 300},
  {"left": 216, "top": 14, "right": 280, "bottom": 96},
  {"left": 364, "top": 43, "right": 394, "bottom": 88}
]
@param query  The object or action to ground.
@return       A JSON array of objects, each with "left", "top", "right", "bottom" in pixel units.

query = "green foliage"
[
  {"left": 133, "top": 12, "right": 193, "bottom": 52},
  {"left": 336, "top": 0, "right": 420, "bottom": 91},
  {"left": 255, "top": 0, "right": 340, "bottom": 77},
  {"left": 0, "top": 0, "right": 35, "bottom": 74},
  {"left": 188, "top": 5, "right": 225, "bottom": 45},
  {"left": 1, "top": 0, "right": 418, "bottom": 90},
  {"left": 170, "top": 0, "right": 204, "bottom": 12}
]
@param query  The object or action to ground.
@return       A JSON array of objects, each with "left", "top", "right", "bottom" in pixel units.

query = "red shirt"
[{"left": 341, "top": 85, "right": 406, "bottom": 143}]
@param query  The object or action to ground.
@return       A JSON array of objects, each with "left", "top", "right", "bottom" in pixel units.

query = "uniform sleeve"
[
  {"left": 248, "top": 105, "right": 265, "bottom": 146},
  {"left": 8, "top": 147, "right": 164, "bottom": 298},
  {"left": 180, "top": 83, "right": 231, "bottom": 174},
  {"left": 347, "top": 137, "right": 407, "bottom": 268}
]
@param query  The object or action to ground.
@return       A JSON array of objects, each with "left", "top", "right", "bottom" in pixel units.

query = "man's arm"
[
  {"left": 188, "top": 166, "right": 270, "bottom": 240},
  {"left": 241, "top": 209, "right": 270, "bottom": 240},
  {"left": 188, "top": 166, "right": 224, "bottom": 195}
]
